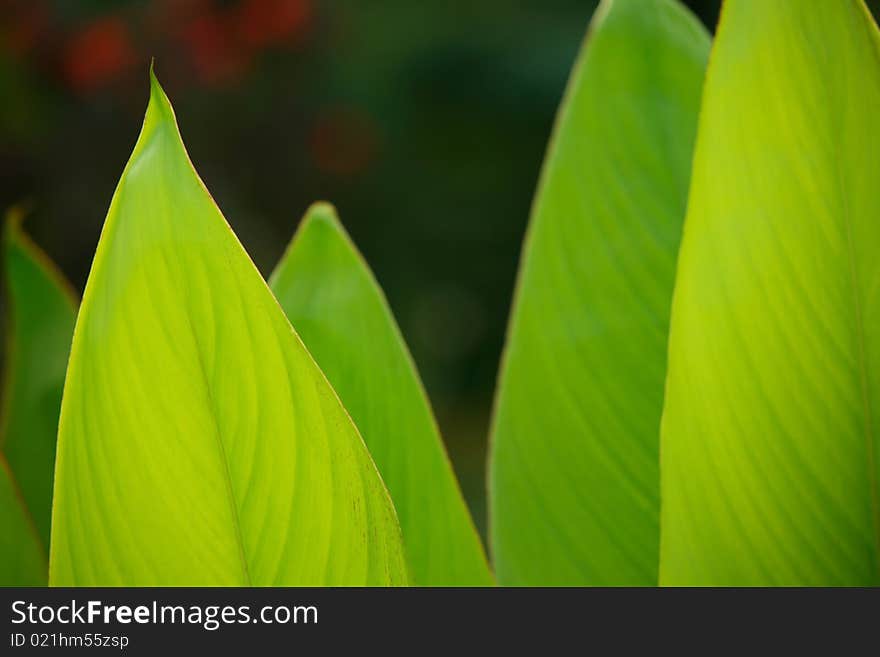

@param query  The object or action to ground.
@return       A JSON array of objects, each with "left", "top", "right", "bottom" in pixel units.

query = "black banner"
[{"left": 1, "top": 587, "right": 875, "bottom": 654}]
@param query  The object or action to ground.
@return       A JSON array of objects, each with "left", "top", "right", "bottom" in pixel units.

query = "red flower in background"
[
  {"left": 180, "top": 0, "right": 311, "bottom": 86},
  {"left": 180, "top": 10, "right": 251, "bottom": 85},
  {"left": 236, "top": 0, "right": 311, "bottom": 49},
  {"left": 2, "top": 0, "right": 313, "bottom": 92},
  {"left": 63, "top": 17, "right": 136, "bottom": 92}
]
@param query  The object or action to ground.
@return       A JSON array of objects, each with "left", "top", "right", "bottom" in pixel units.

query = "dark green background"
[{"left": 3, "top": 0, "right": 874, "bottom": 536}]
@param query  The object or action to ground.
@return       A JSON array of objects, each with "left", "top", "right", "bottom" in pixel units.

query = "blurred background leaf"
[
  {"left": 1, "top": 211, "right": 76, "bottom": 554},
  {"left": 0, "top": 457, "right": 45, "bottom": 584}
]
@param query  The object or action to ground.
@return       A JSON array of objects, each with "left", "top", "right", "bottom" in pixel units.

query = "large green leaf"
[
  {"left": 1, "top": 212, "right": 77, "bottom": 555},
  {"left": 49, "top": 71, "right": 408, "bottom": 586},
  {"left": 270, "top": 203, "right": 493, "bottom": 585},
  {"left": 660, "top": 0, "right": 880, "bottom": 585},
  {"left": 0, "top": 456, "right": 45, "bottom": 585},
  {"left": 488, "top": 0, "right": 709, "bottom": 585}
]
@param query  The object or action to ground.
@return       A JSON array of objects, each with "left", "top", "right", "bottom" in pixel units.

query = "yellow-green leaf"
[
  {"left": 49, "top": 71, "right": 408, "bottom": 586},
  {"left": 489, "top": 0, "right": 709, "bottom": 585},
  {"left": 270, "top": 203, "right": 493, "bottom": 585},
  {"left": 660, "top": 0, "right": 880, "bottom": 585}
]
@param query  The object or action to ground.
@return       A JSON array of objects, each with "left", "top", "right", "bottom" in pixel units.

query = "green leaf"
[
  {"left": 49, "top": 71, "right": 408, "bottom": 586},
  {"left": 1, "top": 211, "right": 77, "bottom": 555},
  {"left": 660, "top": 0, "right": 880, "bottom": 585},
  {"left": 488, "top": 0, "right": 709, "bottom": 585},
  {"left": 0, "top": 211, "right": 76, "bottom": 585},
  {"left": 269, "top": 203, "right": 493, "bottom": 585},
  {"left": 0, "top": 456, "right": 45, "bottom": 585}
]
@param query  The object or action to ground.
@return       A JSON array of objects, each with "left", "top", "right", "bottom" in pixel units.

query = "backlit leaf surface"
[
  {"left": 489, "top": 0, "right": 709, "bottom": 585},
  {"left": 49, "top": 72, "right": 408, "bottom": 586},
  {"left": 660, "top": 0, "right": 880, "bottom": 585},
  {"left": 270, "top": 203, "right": 493, "bottom": 585}
]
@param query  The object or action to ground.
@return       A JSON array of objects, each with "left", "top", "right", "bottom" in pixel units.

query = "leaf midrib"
[
  {"left": 152, "top": 123, "right": 254, "bottom": 586},
  {"left": 183, "top": 305, "right": 254, "bottom": 586}
]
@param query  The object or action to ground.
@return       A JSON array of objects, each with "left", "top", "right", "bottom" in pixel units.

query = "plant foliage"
[
  {"left": 660, "top": 0, "right": 880, "bottom": 586},
  {"left": 489, "top": 0, "right": 709, "bottom": 585},
  {"left": 2, "top": 0, "right": 878, "bottom": 589},
  {"left": 270, "top": 203, "right": 492, "bottom": 586},
  {"left": 0, "top": 211, "right": 76, "bottom": 585},
  {"left": 49, "top": 71, "right": 408, "bottom": 586}
]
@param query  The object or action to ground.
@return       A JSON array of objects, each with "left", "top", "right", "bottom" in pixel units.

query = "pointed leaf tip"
[
  {"left": 145, "top": 64, "right": 175, "bottom": 127},
  {"left": 5, "top": 206, "right": 24, "bottom": 232},
  {"left": 271, "top": 205, "right": 493, "bottom": 585},
  {"left": 50, "top": 72, "right": 409, "bottom": 585},
  {"left": 302, "top": 202, "right": 342, "bottom": 230}
]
